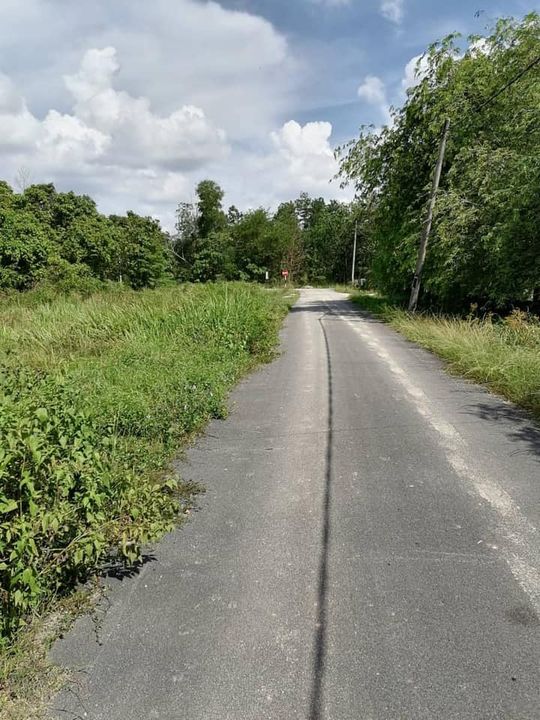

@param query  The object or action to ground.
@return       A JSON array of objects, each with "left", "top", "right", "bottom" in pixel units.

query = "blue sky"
[
  {"left": 223, "top": 0, "right": 537, "bottom": 142},
  {"left": 0, "top": 0, "right": 537, "bottom": 228}
]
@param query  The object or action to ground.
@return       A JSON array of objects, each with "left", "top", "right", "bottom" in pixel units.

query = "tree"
[
  {"left": 270, "top": 202, "right": 303, "bottom": 280},
  {"left": 230, "top": 209, "right": 272, "bottom": 280},
  {"left": 0, "top": 181, "right": 14, "bottom": 211},
  {"left": 227, "top": 205, "right": 242, "bottom": 225},
  {"left": 0, "top": 210, "right": 53, "bottom": 289},
  {"left": 14, "top": 167, "right": 32, "bottom": 193},
  {"left": 196, "top": 180, "right": 226, "bottom": 238},
  {"left": 110, "top": 212, "right": 170, "bottom": 288},
  {"left": 190, "top": 231, "right": 236, "bottom": 282},
  {"left": 338, "top": 13, "right": 540, "bottom": 308},
  {"left": 53, "top": 191, "right": 98, "bottom": 230},
  {"left": 16, "top": 183, "right": 57, "bottom": 226},
  {"left": 61, "top": 215, "right": 120, "bottom": 279},
  {"left": 173, "top": 201, "right": 198, "bottom": 274}
]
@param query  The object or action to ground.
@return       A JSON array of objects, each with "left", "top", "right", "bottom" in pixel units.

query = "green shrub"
[
  {"left": 0, "top": 369, "right": 179, "bottom": 642},
  {"left": 0, "top": 283, "right": 291, "bottom": 644}
]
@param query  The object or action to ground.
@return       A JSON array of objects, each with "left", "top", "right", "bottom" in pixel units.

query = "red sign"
[{"left": 281, "top": 270, "right": 289, "bottom": 278}]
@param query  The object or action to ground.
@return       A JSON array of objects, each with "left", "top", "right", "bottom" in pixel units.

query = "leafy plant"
[{"left": 0, "top": 283, "right": 291, "bottom": 645}]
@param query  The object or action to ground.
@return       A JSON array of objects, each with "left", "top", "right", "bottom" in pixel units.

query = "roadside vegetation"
[
  {"left": 350, "top": 291, "right": 540, "bottom": 421},
  {"left": 0, "top": 282, "right": 291, "bottom": 717},
  {"left": 338, "top": 13, "right": 539, "bottom": 312}
]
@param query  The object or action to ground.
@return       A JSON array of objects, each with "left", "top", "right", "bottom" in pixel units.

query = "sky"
[{"left": 0, "top": 0, "right": 537, "bottom": 230}]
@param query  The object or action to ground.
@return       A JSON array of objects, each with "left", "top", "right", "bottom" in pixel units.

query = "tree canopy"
[
  {"left": 338, "top": 13, "right": 540, "bottom": 309},
  {"left": 0, "top": 182, "right": 172, "bottom": 292}
]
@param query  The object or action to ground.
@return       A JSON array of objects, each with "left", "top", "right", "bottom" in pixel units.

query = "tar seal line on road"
[{"left": 308, "top": 313, "right": 333, "bottom": 720}]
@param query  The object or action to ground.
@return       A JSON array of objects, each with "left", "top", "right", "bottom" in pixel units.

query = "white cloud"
[
  {"left": 357, "top": 75, "right": 392, "bottom": 124},
  {"left": 358, "top": 75, "right": 387, "bottom": 105},
  {"left": 0, "top": 0, "right": 294, "bottom": 143},
  {"left": 311, "top": 0, "right": 351, "bottom": 6},
  {"left": 38, "top": 111, "right": 110, "bottom": 164},
  {"left": 271, "top": 120, "right": 339, "bottom": 189},
  {"left": 0, "top": 0, "right": 350, "bottom": 227},
  {"left": 65, "top": 48, "right": 229, "bottom": 170},
  {"left": 211, "top": 120, "right": 351, "bottom": 212},
  {"left": 380, "top": 0, "right": 404, "bottom": 24},
  {"left": 0, "top": 73, "right": 40, "bottom": 151},
  {"left": 401, "top": 54, "right": 429, "bottom": 91},
  {"left": 0, "top": 46, "right": 229, "bottom": 172}
]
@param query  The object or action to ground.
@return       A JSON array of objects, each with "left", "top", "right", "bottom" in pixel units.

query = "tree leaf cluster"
[
  {"left": 0, "top": 182, "right": 172, "bottom": 292},
  {"left": 338, "top": 13, "right": 540, "bottom": 309}
]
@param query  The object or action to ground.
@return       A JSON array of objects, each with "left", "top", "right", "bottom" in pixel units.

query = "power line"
[{"left": 475, "top": 54, "right": 540, "bottom": 112}]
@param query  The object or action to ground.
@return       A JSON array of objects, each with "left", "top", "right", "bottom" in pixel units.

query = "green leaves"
[
  {"left": 0, "top": 497, "right": 18, "bottom": 514},
  {"left": 34, "top": 408, "right": 48, "bottom": 423},
  {"left": 0, "top": 181, "right": 172, "bottom": 294},
  {"left": 338, "top": 13, "right": 540, "bottom": 309},
  {"left": 0, "top": 283, "right": 288, "bottom": 645},
  {"left": 0, "top": 368, "right": 182, "bottom": 641}
]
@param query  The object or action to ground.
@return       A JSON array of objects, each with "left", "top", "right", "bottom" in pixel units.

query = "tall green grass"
[
  {"left": 0, "top": 283, "right": 291, "bottom": 645},
  {"left": 350, "top": 291, "right": 540, "bottom": 420}
]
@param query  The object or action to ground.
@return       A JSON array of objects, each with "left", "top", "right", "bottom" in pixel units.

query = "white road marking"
[{"left": 323, "top": 298, "right": 540, "bottom": 612}]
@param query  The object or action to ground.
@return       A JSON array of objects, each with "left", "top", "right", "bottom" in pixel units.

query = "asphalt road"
[{"left": 51, "top": 288, "right": 540, "bottom": 720}]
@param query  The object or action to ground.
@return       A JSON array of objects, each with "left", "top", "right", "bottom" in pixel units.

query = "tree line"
[
  {"left": 338, "top": 13, "right": 540, "bottom": 310},
  {"left": 173, "top": 180, "right": 363, "bottom": 284},
  {"left": 0, "top": 177, "right": 364, "bottom": 293},
  {"left": 0, "top": 181, "right": 170, "bottom": 292}
]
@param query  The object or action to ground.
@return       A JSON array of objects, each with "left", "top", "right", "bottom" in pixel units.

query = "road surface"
[{"left": 51, "top": 288, "right": 540, "bottom": 720}]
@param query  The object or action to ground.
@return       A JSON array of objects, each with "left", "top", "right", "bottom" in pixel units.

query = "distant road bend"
[{"left": 52, "top": 288, "right": 540, "bottom": 720}]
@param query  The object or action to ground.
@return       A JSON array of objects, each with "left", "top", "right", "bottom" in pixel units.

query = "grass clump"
[
  {"left": 0, "top": 281, "right": 291, "bottom": 706},
  {"left": 350, "top": 291, "right": 540, "bottom": 420}
]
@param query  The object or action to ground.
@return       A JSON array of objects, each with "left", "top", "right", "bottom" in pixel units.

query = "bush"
[
  {"left": 0, "top": 283, "right": 291, "bottom": 643},
  {"left": 0, "top": 369, "right": 179, "bottom": 642}
]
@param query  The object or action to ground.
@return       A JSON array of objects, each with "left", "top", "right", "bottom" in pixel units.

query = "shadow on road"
[
  {"left": 463, "top": 400, "right": 540, "bottom": 461},
  {"left": 101, "top": 553, "right": 157, "bottom": 581},
  {"left": 290, "top": 298, "right": 384, "bottom": 327}
]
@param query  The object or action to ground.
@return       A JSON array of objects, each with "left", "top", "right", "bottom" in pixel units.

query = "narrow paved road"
[{"left": 52, "top": 289, "right": 540, "bottom": 720}]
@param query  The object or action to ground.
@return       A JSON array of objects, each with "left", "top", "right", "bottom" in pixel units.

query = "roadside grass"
[
  {"left": 0, "top": 282, "right": 293, "bottom": 719},
  {"left": 0, "top": 589, "right": 96, "bottom": 720},
  {"left": 349, "top": 290, "right": 540, "bottom": 421}
]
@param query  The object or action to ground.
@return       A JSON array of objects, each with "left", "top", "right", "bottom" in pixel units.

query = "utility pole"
[
  {"left": 351, "top": 221, "right": 358, "bottom": 285},
  {"left": 408, "top": 118, "right": 450, "bottom": 312}
]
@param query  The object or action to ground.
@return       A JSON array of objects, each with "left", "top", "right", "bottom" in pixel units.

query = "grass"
[
  {"left": 0, "top": 281, "right": 293, "bottom": 719},
  {"left": 349, "top": 290, "right": 540, "bottom": 421},
  {"left": 0, "top": 589, "right": 96, "bottom": 720}
]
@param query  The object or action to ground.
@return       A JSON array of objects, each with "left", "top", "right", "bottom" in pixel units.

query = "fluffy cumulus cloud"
[
  {"left": 0, "top": 73, "right": 40, "bottom": 151},
  {"left": 357, "top": 75, "right": 387, "bottom": 105},
  {"left": 63, "top": 47, "right": 228, "bottom": 169},
  {"left": 357, "top": 75, "right": 391, "bottom": 123},
  {"left": 0, "top": 44, "right": 230, "bottom": 226},
  {"left": 271, "top": 120, "right": 340, "bottom": 191},
  {"left": 380, "top": 0, "right": 404, "bottom": 24},
  {"left": 0, "top": 0, "right": 293, "bottom": 142},
  {"left": 0, "top": 0, "right": 351, "bottom": 227},
  {"left": 205, "top": 120, "right": 350, "bottom": 212}
]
